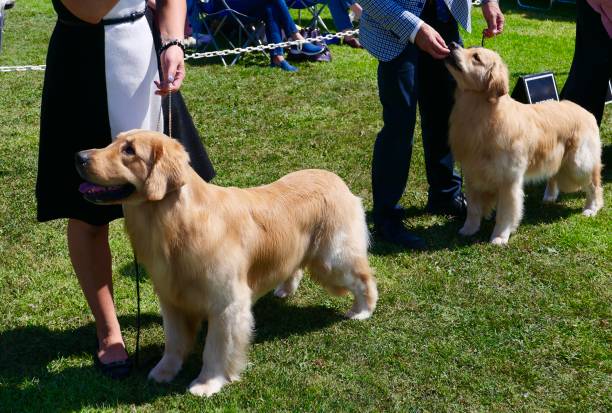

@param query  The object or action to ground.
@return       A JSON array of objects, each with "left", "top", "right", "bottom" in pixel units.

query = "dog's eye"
[
  {"left": 473, "top": 53, "right": 482, "bottom": 63},
  {"left": 122, "top": 143, "right": 136, "bottom": 156}
]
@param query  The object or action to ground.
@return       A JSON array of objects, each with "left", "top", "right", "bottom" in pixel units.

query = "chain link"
[
  {"left": 0, "top": 29, "right": 359, "bottom": 72},
  {"left": 185, "top": 28, "right": 359, "bottom": 60},
  {"left": 0, "top": 64, "right": 46, "bottom": 72}
]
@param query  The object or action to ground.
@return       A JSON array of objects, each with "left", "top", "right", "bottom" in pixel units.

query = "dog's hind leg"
[
  {"left": 583, "top": 163, "right": 604, "bottom": 216},
  {"left": 491, "top": 182, "right": 524, "bottom": 245},
  {"left": 343, "top": 256, "right": 378, "bottom": 320},
  {"left": 543, "top": 177, "right": 559, "bottom": 203},
  {"left": 273, "top": 269, "right": 304, "bottom": 299},
  {"left": 188, "top": 289, "right": 254, "bottom": 397},
  {"left": 459, "top": 188, "right": 484, "bottom": 236},
  {"left": 149, "top": 301, "right": 201, "bottom": 383}
]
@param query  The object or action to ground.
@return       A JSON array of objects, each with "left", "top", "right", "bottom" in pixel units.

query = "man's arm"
[
  {"left": 481, "top": 0, "right": 505, "bottom": 37},
  {"left": 360, "top": 0, "right": 423, "bottom": 43}
]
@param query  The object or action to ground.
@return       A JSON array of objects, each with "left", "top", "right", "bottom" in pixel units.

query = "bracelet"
[{"left": 160, "top": 39, "right": 186, "bottom": 54}]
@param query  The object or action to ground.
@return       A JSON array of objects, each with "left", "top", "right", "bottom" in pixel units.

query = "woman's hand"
[{"left": 155, "top": 44, "right": 185, "bottom": 95}]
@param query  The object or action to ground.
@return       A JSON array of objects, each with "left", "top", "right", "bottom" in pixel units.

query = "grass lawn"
[{"left": 1, "top": 0, "right": 610, "bottom": 411}]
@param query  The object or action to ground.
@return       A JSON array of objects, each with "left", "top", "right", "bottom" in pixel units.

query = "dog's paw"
[
  {"left": 490, "top": 236, "right": 509, "bottom": 246},
  {"left": 345, "top": 309, "right": 372, "bottom": 320},
  {"left": 582, "top": 208, "right": 598, "bottom": 217},
  {"left": 458, "top": 225, "right": 479, "bottom": 236},
  {"left": 148, "top": 358, "right": 181, "bottom": 383},
  {"left": 273, "top": 286, "right": 291, "bottom": 299},
  {"left": 542, "top": 195, "right": 558, "bottom": 204},
  {"left": 188, "top": 377, "right": 227, "bottom": 397}
]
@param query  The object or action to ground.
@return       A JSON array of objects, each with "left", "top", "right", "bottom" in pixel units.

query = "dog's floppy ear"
[
  {"left": 144, "top": 139, "right": 189, "bottom": 201},
  {"left": 486, "top": 60, "right": 509, "bottom": 101}
]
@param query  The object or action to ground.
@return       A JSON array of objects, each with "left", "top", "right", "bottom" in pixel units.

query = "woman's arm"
[
  {"left": 155, "top": 0, "right": 187, "bottom": 94},
  {"left": 60, "top": 0, "right": 119, "bottom": 24}
]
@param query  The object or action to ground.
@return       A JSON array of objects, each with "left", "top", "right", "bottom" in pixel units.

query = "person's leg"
[
  {"left": 417, "top": 11, "right": 463, "bottom": 211},
  {"left": 372, "top": 47, "right": 419, "bottom": 222},
  {"left": 560, "top": 0, "right": 611, "bottom": 126},
  {"left": 263, "top": 2, "right": 298, "bottom": 70},
  {"left": 269, "top": 0, "right": 324, "bottom": 54},
  {"left": 67, "top": 219, "right": 127, "bottom": 364},
  {"left": 327, "top": 0, "right": 352, "bottom": 31}
]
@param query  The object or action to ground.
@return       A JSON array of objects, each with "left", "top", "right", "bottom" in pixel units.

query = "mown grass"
[{"left": 0, "top": 1, "right": 610, "bottom": 411}]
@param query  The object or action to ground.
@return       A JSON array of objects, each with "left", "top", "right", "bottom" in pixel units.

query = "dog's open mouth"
[{"left": 79, "top": 182, "right": 135, "bottom": 203}]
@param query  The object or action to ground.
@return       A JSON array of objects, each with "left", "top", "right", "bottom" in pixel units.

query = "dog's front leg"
[
  {"left": 459, "top": 187, "right": 483, "bottom": 236},
  {"left": 491, "top": 182, "right": 524, "bottom": 245},
  {"left": 149, "top": 300, "right": 200, "bottom": 383},
  {"left": 188, "top": 296, "right": 254, "bottom": 397}
]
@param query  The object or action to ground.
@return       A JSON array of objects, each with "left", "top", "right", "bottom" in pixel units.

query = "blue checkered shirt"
[{"left": 360, "top": 0, "right": 472, "bottom": 61}]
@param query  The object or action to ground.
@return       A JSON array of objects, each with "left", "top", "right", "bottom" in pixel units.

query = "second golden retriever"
[
  {"left": 75, "top": 130, "right": 378, "bottom": 396},
  {"left": 445, "top": 44, "right": 603, "bottom": 245}
]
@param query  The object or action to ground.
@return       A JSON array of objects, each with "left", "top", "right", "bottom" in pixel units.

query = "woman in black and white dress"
[{"left": 37, "top": 0, "right": 212, "bottom": 378}]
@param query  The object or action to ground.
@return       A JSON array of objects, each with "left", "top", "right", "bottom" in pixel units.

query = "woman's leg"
[{"left": 67, "top": 219, "right": 127, "bottom": 364}]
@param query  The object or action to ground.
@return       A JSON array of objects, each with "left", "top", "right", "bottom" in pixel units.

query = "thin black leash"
[
  {"left": 134, "top": 252, "right": 141, "bottom": 366},
  {"left": 133, "top": 87, "right": 173, "bottom": 366}
]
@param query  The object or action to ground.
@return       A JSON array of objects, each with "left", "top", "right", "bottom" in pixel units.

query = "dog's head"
[
  {"left": 445, "top": 43, "right": 509, "bottom": 100},
  {"left": 75, "top": 129, "right": 190, "bottom": 204}
]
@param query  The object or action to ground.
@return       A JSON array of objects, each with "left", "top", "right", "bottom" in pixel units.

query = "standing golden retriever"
[
  {"left": 445, "top": 44, "right": 603, "bottom": 245},
  {"left": 75, "top": 130, "right": 378, "bottom": 396}
]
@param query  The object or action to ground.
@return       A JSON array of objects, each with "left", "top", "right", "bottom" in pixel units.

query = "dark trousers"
[
  {"left": 561, "top": 0, "right": 612, "bottom": 126},
  {"left": 372, "top": 6, "right": 462, "bottom": 223}
]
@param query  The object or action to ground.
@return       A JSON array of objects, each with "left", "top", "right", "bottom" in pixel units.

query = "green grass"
[{"left": 1, "top": 1, "right": 610, "bottom": 411}]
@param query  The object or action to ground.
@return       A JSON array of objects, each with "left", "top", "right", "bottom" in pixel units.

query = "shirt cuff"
[{"left": 408, "top": 19, "right": 424, "bottom": 43}]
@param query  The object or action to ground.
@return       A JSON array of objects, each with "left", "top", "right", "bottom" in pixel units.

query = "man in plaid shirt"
[{"left": 360, "top": 0, "right": 504, "bottom": 250}]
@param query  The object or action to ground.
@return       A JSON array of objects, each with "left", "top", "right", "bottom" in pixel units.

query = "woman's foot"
[
  {"left": 270, "top": 56, "right": 298, "bottom": 72},
  {"left": 290, "top": 32, "right": 324, "bottom": 56},
  {"left": 343, "top": 35, "right": 363, "bottom": 49},
  {"left": 95, "top": 337, "right": 132, "bottom": 379}
]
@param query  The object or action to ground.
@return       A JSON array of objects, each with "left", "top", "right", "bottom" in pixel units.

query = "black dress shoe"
[
  {"left": 374, "top": 218, "right": 426, "bottom": 250},
  {"left": 426, "top": 192, "right": 467, "bottom": 218}
]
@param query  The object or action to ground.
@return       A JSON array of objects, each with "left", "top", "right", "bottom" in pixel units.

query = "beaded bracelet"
[{"left": 160, "top": 39, "right": 186, "bottom": 54}]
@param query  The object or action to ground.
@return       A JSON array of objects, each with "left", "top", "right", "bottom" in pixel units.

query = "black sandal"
[{"left": 94, "top": 343, "right": 133, "bottom": 380}]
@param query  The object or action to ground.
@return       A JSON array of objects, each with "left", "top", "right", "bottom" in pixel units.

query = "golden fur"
[
  {"left": 445, "top": 46, "right": 603, "bottom": 244},
  {"left": 76, "top": 130, "right": 377, "bottom": 396}
]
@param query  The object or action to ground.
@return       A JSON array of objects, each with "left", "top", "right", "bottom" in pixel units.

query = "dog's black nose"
[
  {"left": 448, "top": 42, "right": 460, "bottom": 50},
  {"left": 75, "top": 151, "right": 89, "bottom": 167}
]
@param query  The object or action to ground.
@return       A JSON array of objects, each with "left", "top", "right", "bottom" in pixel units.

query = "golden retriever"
[
  {"left": 74, "top": 129, "right": 377, "bottom": 396},
  {"left": 445, "top": 44, "right": 603, "bottom": 245}
]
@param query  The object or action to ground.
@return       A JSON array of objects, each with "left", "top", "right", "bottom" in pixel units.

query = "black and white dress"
[{"left": 37, "top": 0, "right": 214, "bottom": 225}]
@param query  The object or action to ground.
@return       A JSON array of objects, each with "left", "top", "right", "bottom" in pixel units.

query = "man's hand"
[
  {"left": 415, "top": 23, "right": 450, "bottom": 59},
  {"left": 482, "top": 0, "right": 505, "bottom": 38}
]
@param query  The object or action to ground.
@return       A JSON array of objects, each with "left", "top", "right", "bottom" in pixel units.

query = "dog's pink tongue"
[{"left": 79, "top": 182, "right": 97, "bottom": 194}]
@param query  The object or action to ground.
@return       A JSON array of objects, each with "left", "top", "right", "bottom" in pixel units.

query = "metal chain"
[
  {"left": 0, "top": 64, "right": 46, "bottom": 72},
  {"left": 185, "top": 28, "right": 359, "bottom": 60},
  {"left": 0, "top": 28, "right": 359, "bottom": 72}
]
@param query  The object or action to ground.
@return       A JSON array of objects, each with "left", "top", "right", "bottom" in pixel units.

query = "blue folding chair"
[
  {"left": 188, "top": 0, "right": 266, "bottom": 66},
  {"left": 285, "top": 0, "right": 331, "bottom": 32}
]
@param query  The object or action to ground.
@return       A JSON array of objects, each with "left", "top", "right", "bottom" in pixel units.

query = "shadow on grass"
[
  {"left": 496, "top": 0, "right": 576, "bottom": 23},
  {"left": 0, "top": 296, "right": 342, "bottom": 411},
  {"left": 366, "top": 183, "right": 583, "bottom": 254}
]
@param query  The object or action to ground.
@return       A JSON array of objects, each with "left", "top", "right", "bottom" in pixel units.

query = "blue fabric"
[
  {"left": 360, "top": 0, "right": 471, "bottom": 62},
  {"left": 435, "top": 0, "right": 450, "bottom": 22},
  {"left": 327, "top": 0, "right": 353, "bottom": 31},
  {"left": 371, "top": 7, "right": 462, "bottom": 220}
]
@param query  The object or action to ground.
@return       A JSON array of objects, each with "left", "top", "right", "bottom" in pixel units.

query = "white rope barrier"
[{"left": 0, "top": 29, "right": 359, "bottom": 73}]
